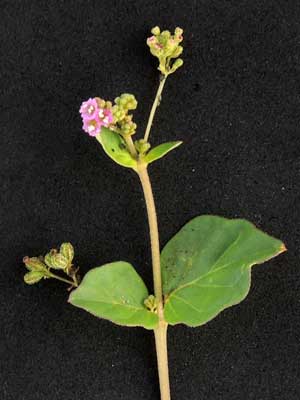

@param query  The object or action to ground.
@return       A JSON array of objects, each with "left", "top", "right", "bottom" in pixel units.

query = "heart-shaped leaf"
[
  {"left": 144, "top": 141, "right": 182, "bottom": 164},
  {"left": 161, "top": 215, "right": 285, "bottom": 327},
  {"left": 69, "top": 261, "right": 158, "bottom": 329},
  {"left": 96, "top": 128, "right": 137, "bottom": 170}
]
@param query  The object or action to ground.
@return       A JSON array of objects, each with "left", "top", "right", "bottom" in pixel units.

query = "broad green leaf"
[
  {"left": 69, "top": 261, "right": 158, "bottom": 329},
  {"left": 161, "top": 215, "right": 285, "bottom": 327},
  {"left": 144, "top": 141, "right": 182, "bottom": 164},
  {"left": 96, "top": 128, "right": 137, "bottom": 170}
]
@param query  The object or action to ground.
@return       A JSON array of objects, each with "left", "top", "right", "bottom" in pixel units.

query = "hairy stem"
[
  {"left": 144, "top": 76, "right": 167, "bottom": 143},
  {"left": 138, "top": 163, "right": 171, "bottom": 400}
]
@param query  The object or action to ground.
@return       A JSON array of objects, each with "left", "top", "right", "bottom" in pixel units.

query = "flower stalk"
[{"left": 144, "top": 75, "right": 167, "bottom": 143}]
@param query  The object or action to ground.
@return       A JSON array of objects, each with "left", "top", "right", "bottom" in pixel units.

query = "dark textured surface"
[{"left": 1, "top": 0, "right": 300, "bottom": 399}]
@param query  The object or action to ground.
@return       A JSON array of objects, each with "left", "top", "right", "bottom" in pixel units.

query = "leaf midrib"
[{"left": 72, "top": 298, "right": 146, "bottom": 312}]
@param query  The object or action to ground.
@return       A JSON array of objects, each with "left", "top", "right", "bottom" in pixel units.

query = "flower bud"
[
  {"left": 60, "top": 243, "right": 74, "bottom": 264},
  {"left": 112, "top": 105, "right": 126, "bottom": 122},
  {"left": 135, "top": 139, "right": 151, "bottom": 155},
  {"left": 161, "top": 30, "right": 171, "bottom": 39},
  {"left": 170, "top": 58, "right": 184, "bottom": 73},
  {"left": 24, "top": 271, "right": 45, "bottom": 285},
  {"left": 117, "top": 94, "right": 138, "bottom": 111},
  {"left": 175, "top": 27, "right": 183, "bottom": 37},
  {"left": 170, "top": 45, "right": 183, "bottom": 59},
  {"left": 151, "top": 26, "right": 160, "bottom": 35}
]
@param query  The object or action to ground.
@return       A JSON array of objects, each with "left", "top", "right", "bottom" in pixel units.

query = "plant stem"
[
  {"left": 124, "top": 135, "right": 138, "bottom": 158},
  {"left": 138, "top": 165, "right": 163, "bottom": 307},
  {"left": 49, "top": 272, "right": 78, "bottom": 287},
  {"left": 137, "top": 163, "right": 171, "bottom": 400},
  {"left": 154, "top": 321, "right": 171, "bottom": 400},
  {"left": 144, "top": 75, "right": 167, "bottom": 143}
]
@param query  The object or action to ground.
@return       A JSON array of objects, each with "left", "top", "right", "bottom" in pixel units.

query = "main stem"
[
  {"left": 138, "top": 164, "right": 171, "bottom": 400},
  {"left": 124, "top": 73, "right": 170, "bottom": 399}
]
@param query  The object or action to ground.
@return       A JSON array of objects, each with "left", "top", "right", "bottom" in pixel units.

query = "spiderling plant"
[{"left": 23, "top": 26, "right": 286, "bottom": 400}]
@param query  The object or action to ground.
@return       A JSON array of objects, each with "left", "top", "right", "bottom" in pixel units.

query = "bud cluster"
[
  {"left": 112, "top": 93, "right": 138, "bottom": 137},
  {"left": 80, "top": 94, "right": 138, "bottom": 138},
  {"left": 147, "top": 26, "right": 184, "bottom": 76},
  {"left": 144, "top": 294, "right": 158, "bottom": 313},
  {"left": 23, "top": 243, "right": 79, "bottom": 287},
  {"left": 134, "top": 139, "right": 151, "bottom": 155}
]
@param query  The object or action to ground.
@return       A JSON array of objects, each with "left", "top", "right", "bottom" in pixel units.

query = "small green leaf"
[
  {"left": 23, "top": 256, "right": 46, "bottom": 272},
  {"left": 161, "top": 215, "right": 285, "bottom": 327},
  {"left": 45, "top": 251, "right": 68, "bottom": 270},
  {"left": 96, "top": 127, "right": 137, "bottom": 170},
  {"left": 24, "top": 271, "right": 45, "bottom": 285},
  {"left": 69, "top": 261, "right": 159, "bottom": 329},
  {"left": 144, "top": 141, "right": 182, "bottom": 164},
  {"left": 60, "top": 243, "right": 74, "bottom": 264}
]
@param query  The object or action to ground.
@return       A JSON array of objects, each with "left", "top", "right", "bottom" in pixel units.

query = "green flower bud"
[
  {"left": 135, "top": 139, "right": 151, "bottom": 155},
  {"left": 23, "top": 256, "right": 46, "bottom": 272},
  {"left": 24, "top": 271, "right": 45, "bottom": 285},
  {"left": 170, "top": 45, "right": 183, "bottom": 59},
  {"left": 144, "top": 295, "right": 157, "bottom": 312},
  {"left": 60, "top": 243, "right": 74, "bottom": 264},
  {"left": 170, "top": 58, "right": 184, "bottom": 74},
  {"left": 161, "top": 30, "right": 171, "bottom": 39},
  {"left": 118, "top": 94, "right": 138, "bottom": 110},
  {"left": 175, "top": 27, "right": 183, "bottom": 37},
  {"left": 151, "top": 26, "right": 160, "bottom": 36},
  {"left": 112, "top": 105, "right": 126, "bottom": 122}
]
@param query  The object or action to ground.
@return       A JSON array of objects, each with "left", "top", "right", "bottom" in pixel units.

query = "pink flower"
[
  {"left": 98, "top": 108, "right": 113, "bottom": 127},
  {"left": 82, "top": 118, "right": 101, "bottom": 137},
  {"left": 80, "top": 98, "right": 113, "bottom": 136},
  {"left": 79, "top": 98, "right": 98, "bottom": 120}
]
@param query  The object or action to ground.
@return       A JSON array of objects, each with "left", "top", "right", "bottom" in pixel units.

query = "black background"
[{"left": 1, "top": 1, "right": 300, "bottom": 399}]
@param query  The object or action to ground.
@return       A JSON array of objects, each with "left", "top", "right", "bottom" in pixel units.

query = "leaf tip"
[{"left": 279, "top": 243, "right": 287, "bottom": 253}]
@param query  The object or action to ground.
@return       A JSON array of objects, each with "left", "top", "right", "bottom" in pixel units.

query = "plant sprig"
[
  {"left": 23, "top": 243, "right": 79, "bottom": 289},
  {"left": 23, "top": 26, "right": 286, "bottom": 400}
]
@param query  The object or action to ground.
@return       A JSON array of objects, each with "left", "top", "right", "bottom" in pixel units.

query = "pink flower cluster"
[{"left": 79, "top": 98, "right": 113, "bottom": 136}]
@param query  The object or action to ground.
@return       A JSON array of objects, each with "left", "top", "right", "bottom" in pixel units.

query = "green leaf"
[
  {"left": 24, "top": 271, "right": 45, "bottom": 285},
  {"left": 96, "top": 127, "right": 137, "bottom": 170},
  {"left": 45, "top": 251, "right": 68, "bottom": 270},
  {"left": 161, "top": 215, "right": 285, "bottom": 327},
  {"left": 144, "top": 141, "right": 182, "bottom": 164},
  {"left": 69, "top": 261, "right": 159, "bottom": 329},
  {"left": 23, "top": 256, "right": 46, "bottom": 272},
  {"left": 60, "top": 243, "right": 74, "bottom": 264}
]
